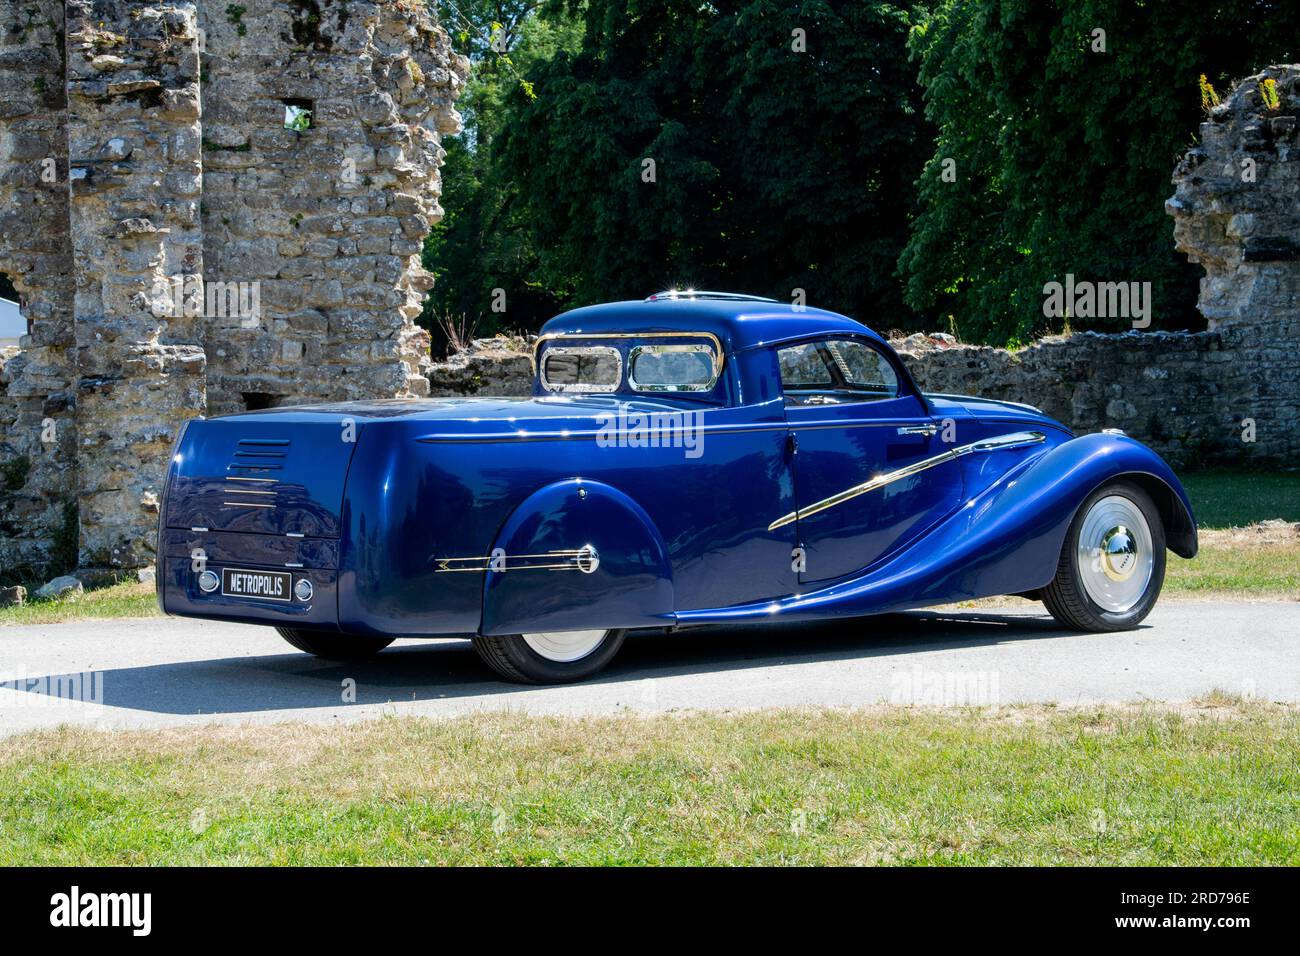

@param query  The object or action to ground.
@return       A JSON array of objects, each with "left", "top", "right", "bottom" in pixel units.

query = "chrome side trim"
[
  {"left": 767, "top": 430, "right": 1045, "bottom": 531},
  {"left": 435, "top": 545, "right": 600, "bottom": 573},
  {"left": 418, "top": 415, "right": 1059, "bottom": 445}
]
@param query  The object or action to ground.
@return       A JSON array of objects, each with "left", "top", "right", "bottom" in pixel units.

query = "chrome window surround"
[
  {"left": 539, "top": 345, "right": 624, "bottom": 394},
  {"left": 627, "top": 343, "right": 720, "bottom": 392},
  {"left": 533, "top": 331, "right": 725, "bottom": 387}
]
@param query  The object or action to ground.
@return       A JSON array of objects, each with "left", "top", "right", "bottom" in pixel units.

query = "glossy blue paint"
[
  {"left": 540, "top": 297, "right": 895, "bottom": 354},
  {"left": 481, "top": 479, "right": 674, "bottom": 635},
  {"left": 674, "top": 432, "right": 1197, "bottom": 626},
  {"left": 157, "top": 296, "right": 1197, "bottom": 642}
]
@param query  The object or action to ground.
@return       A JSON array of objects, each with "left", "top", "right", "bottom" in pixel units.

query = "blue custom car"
[{"left": 158, "top": 292, "right": 1197, "bottom": 683}]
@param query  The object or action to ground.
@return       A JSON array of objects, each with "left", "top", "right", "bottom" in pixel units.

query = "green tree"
[
  {"left": 900, "top": 0, "right": 1300, "bottom": 344},
  {"left": 491, "top": 0, "right": 929, "bottom": 329},
  {"left": 423, "top": 2, "right": 583, "bottom": 350}
]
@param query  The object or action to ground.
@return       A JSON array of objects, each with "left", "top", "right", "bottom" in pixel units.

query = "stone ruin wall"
[
  {"left": 1165, "top": 65, "right": 1300, "bottom": 466},
  {"left": 892, "top": 329, "right": 1257, "bottom": 471},
  {"left": 199, "top": 0, "right": 463, "bottom": 415},
  {"left": 0, "top": 0, "right": 465, "bottom": 580},
  {"left": 432, "top": 66, "right": 1300, "bottom": 474},
  {"left": 0, "top": 0, "right": 77, "bottom": 578},
  {"left": 65, "top": 0, "right": 209, "bottom": 570}
]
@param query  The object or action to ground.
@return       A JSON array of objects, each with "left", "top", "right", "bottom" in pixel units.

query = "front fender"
[
  {"left": 480, "top": 479, "right": 675, "bottom": 636},
  {"left": 899, "top": 431, "right": 1197, "bottom": 603},
  {"left": 675, "top": 432, "right": 1197, "bottom": 625},
  {"left": 1042, "top": 433, "right": 1198, "bottom": 558}
]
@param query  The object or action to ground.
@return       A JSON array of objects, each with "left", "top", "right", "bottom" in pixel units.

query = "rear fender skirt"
[
  {"left": 480, "top": 479, "right": 674, "bottom": 636},
  {"left": 675, "top": 432, "right": 1197, "bottom": 626}
]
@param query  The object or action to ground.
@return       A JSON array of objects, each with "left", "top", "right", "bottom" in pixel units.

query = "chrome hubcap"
[
  {"left": 1099, "top": 526, "right": 1138, "bottom": 581},
  {"left": 1077, "top": 495, "right": 1154, "bottom": 613},
  {"left": 521, "top": 629, "right": 608, "bottom": 663}
]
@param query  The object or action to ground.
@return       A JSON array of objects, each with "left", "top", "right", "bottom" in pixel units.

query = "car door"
[{"left": 775, "top": 336, "right": 964, "bottom": 586}]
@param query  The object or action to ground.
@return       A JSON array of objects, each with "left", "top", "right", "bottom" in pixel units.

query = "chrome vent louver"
[{"left": 223, "top": 437, "right": 289, "bottom": 509}]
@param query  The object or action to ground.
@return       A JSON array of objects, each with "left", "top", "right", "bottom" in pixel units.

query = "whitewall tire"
[
  {"left": 1042, "top": 481, "right": 1166, "bottom": 631},
  {"left": 473, "top": 628, "right": 628, "bottom": 683}
]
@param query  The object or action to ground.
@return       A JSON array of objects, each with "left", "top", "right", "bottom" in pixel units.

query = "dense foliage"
[
  {"left": 424, "top": 0, "right": 1300, "bottom": 346},
  {"left": 901, "top": 0, "right": 1300, "bottom": 343},
  {"left": 495, "top": 0, "right": 928, "bottom": 327},
  {"left": 422, "top": 1, "right": 583, "bottom": 346},
  {"left": 424, "top": 0, "right": 927, "bottom": 344}
]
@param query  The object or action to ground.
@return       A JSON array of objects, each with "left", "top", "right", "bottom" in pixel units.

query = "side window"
[
  {"left": 777, "top": 342, "right": 831, "bottom": 389},
  {"left": 777, "top": 338, "right": 899, "bottom": 406}
]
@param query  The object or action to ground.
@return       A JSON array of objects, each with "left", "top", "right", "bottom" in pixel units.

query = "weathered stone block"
[{"left": 0, "top": 0, "right": 466, "bottom": 573}]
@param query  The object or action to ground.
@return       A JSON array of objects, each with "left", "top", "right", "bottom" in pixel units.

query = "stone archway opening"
[{"left": 241, "top": 392, "right": 285, "bottom": 411}]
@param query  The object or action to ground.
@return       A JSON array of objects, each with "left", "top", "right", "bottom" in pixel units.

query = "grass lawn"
[
  {"left": 1166, "top": 540, "right": 1299, "bottom": 599},
  {"left": 1180, "top": 469, "right": 1300, "bottom": 528},
  {"left": 1, "top": 701, "right": 1295, "bottom": 865},
  {"left": 0, "top": 581, "right": 157, "bottom": 626}
]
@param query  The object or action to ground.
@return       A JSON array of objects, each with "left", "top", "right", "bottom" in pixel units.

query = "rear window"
[
  {"left": 539, "top": 346, "right": 622, "bottom": 393},
  {"left": 628, "top": 344, "right": 718, "bottom": 392}
]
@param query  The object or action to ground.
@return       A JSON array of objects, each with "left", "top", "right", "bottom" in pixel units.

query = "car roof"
[{"left": 538, "top": 295, "right": 885, "bottom": 354}]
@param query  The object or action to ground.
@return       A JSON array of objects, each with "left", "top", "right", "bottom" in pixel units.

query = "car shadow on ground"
[{"left": 7, "top": 608, "right": 1129, "bottom": 716}]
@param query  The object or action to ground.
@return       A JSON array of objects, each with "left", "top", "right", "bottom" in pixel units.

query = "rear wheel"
[
  {"left": 1042, "top": 481, "right": 1166, "bottom": 631},
  {"left": 276, "top": 627, "right": 393, "bottom": 660},
  {"left": 472, "top": 628, "right": 627, "bottom": 684}
]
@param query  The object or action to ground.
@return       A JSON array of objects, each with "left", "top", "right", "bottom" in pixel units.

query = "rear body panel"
[
  {"left": 158, "top": 412, "right": 359, "bottom": 630},
  {"left": 164, "top": 416, "right": 356, "bottom": 537}
]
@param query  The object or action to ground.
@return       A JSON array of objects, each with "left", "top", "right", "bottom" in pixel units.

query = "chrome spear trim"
[{"left": 768, "top": 431, "right": 1046, "bottom": 532}]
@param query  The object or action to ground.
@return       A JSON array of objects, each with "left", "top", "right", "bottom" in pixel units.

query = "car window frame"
[
  {"left": 627, "top": 342, "right": 720, "bottom": 393},
  {"left": 775, "top": 335, "right": 907, "bottom": 407},
  {"left": 538, "top": 345, "right": 624, "bottom": 394},
  {"left": 534, "top": 332, "right": 729, "bottom": 403}
]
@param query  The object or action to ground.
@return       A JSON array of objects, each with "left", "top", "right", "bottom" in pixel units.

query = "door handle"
[{"left": 897, "top": 424, "right": 938, "bottom": 437}]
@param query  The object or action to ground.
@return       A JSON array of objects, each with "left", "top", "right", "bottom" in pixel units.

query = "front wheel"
[
  {"left": 276, "top": 627, "right": 394, "bottom": 660},
  {"left": 472, "top": 629, "right": 627, "bottom": 684},
  {"left": 1042, "top": 481, "right": 1166, "bottom": 632}
]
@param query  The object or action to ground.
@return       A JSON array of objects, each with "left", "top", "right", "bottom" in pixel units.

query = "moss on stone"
[
  {"left": 225, "top": 4, "right": 248, "bottom": 36},
  {"left": 48, "top": 499, "right": 79, "bottom": 576},
  {"left": 1, "top": 455, "right": 30, "bottom": 492}
]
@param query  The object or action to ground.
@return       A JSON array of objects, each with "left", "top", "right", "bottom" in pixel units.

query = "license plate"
[{"left": 221, "top": 568, "right": 292, "bottom": 602}]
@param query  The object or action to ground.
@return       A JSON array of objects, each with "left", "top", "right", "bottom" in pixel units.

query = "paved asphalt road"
[{"left": 1, "top": 602, "right": 1296, "bottom": 734}]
